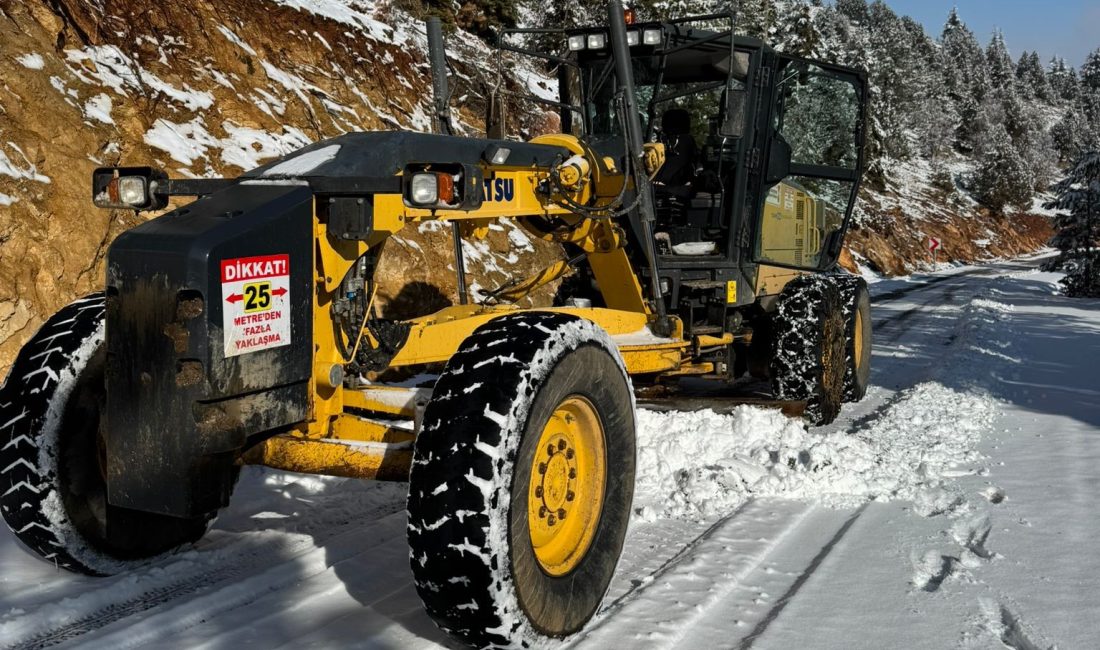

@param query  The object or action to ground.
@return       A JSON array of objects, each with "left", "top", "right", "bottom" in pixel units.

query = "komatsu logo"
[{"left": 483, "top": 178, "right": 515, "bottom": 202}]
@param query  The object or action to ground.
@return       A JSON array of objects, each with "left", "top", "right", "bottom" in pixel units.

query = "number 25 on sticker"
[{"left": 243, "top": 281, "right": 272, "bottom": 313}]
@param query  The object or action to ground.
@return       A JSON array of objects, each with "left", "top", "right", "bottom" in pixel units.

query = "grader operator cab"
[{"left": 0, "top": 2, "right": 870, "bottom": 647}]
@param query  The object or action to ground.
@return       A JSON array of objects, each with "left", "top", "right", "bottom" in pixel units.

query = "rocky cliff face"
[
  {"left": 0, "top": 0, "right": 1049, "bottom": 375},
  {"left": 0, "top": 0, "right": 564, "bottom": 374}
]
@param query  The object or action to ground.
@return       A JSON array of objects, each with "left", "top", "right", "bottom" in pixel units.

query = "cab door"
[{"left": 753, "top": 56, "right": 867, "bottom": 271}]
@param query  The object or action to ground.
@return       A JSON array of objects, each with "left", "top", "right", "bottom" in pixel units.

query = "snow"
[
  {"left": 83, "top": 93, "right": 114, "bottom": 124},
  {"left": 215, "top": 25, "right": 258, "bottom": 56},
  {"left": 15, "top": 53, "right": 44, "bottom": 70},
  {"left": 143, "top": 118, "right": 213, "bottom": 166},
  {"left": 634, "top": 382, "right": 993, "bottom": 522},
  {"left": 143, "top": 117, "right": 312, "bottom": 171},
  {"left": 267, "top": 0, "right": 407, "bottom": 43},
  {"left": 65, "top": 46, "right": 215, "bottom": 111},
  {"left": 5, "top": 256, "right": 1100, "bottom": 648},
  {"left": 261, "top": 144, "right": 341, "bottom": 177},
  {"left": 0, "top": 146, "right": 50, "bottom": 184},
  {"left": 610, "top": 327, "right": 679, "bottom": 347}
]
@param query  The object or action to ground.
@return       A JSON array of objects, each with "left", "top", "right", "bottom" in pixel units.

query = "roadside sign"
[
  {"left": 928, "top": 237, "right": 941, "bottom": 253},
  {"left": 221, "top": 254, "right": 291, "bottom": 357}
]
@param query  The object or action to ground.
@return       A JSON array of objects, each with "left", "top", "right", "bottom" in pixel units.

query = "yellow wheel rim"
[
  {"left": 854, "top": 308, "right": 865, "bottom": 370},
  {"left": 528, "top": 395, "right": 606, "bottom": 577}
]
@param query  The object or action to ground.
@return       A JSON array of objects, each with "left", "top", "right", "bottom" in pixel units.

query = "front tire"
[
  {"left": 407, "top": 312, "right": 635, "bottom": 647},
  {"left": 0, "top": 294, "right": 214, "bottom": 575}
]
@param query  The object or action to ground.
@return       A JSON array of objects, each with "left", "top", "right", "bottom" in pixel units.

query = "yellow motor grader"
[{"left": 0, "top": 2, "right": 870, "bottom": 647}]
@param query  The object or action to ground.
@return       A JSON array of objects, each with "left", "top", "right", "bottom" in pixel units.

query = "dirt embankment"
[
  {"left": 0, "top": 0, "right": 562, "bottom": 374},
  {"left": 843, "top": 208, "right": 1052, "bottom": 275}
]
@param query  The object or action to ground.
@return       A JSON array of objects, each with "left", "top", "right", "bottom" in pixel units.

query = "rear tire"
[
  {"left": 837, "top": 276, "right": 872, "bottom": 402},
  {"left": 407, "top": 312, "right": 635, "bottom": 647},
  {"left": 770, "top": 276, "right": 847, "bottom": 426},
  {"left": 0, "top": 294, "right": 214, "bottom": 576}
]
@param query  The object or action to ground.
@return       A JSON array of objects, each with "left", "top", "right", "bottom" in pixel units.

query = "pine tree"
[
  {"left": 1016, "top": 51, "right": 1051, "bottom": 101},
  {"left": 971, "top": 123, "right": 1033, "bottom": 213},
  {"left": 774, "top": 1, "right": 819, "bottom": 58},
  {"left": 1045, "top": 151, "right": 1100, "bottom": 296},
  {"left": 1049, "top": 58, "right": 1081, "bottom": 103},
  {"left": 985, "top": 30, "right": 1015, "bottom": 92},
  {"left": 940, "top": 9, "right": 990, "bottom": 150},
  {"left": 1050, "top": 108, "right": 1096, "bottom": 161},
  {"left": 736, "top": 0, "right": 778, "bottom": 39},
  {"left": 834, "top": 0, "right": 868, "bottom": 24},
  {"left": 1082, "top": 49, "right": 1100, "bottom": 93}
]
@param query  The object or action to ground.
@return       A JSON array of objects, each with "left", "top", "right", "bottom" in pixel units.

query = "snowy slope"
[{"left": 4, "top": 253, "right": 1097, "bottom": 649}]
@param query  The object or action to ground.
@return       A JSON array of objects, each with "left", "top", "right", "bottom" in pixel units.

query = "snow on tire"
[
  {"left": 407, "top": 312, "right": 636, "bottom": 648},
  {"left": 836, "top": 275, "right": 872, "bottom": 402},
  {"left": 0, "top": 293, "right": 210, "bottom": 576},
  {"left": 770, "top": 276, "right": 847, "bottom": 425}
]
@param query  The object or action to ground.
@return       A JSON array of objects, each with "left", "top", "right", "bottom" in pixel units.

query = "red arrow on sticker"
[
  {"left": 226, "top": 293, "right": 243, "bottom": 304},
  {"left": 271, "top": 287, "right": 288, "bottom": 297}
]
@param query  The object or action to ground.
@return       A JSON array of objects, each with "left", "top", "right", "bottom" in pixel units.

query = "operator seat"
[{"left": 654, "top": 108, "right": 697, "bottom": 187}]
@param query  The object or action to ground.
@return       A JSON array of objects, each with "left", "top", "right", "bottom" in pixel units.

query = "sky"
[{"left": 880, "top": 0, "right": 1098, "bottom": 68}]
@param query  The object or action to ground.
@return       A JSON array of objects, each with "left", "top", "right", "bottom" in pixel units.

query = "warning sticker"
[
  {"left": 726, "top": 280, "right": 738, "bottom": 304},
  {"left": 221, "top": 254, "right": 291, "bottom": 357}
]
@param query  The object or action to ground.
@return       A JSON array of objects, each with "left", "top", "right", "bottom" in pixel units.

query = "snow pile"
[{"left": 634, "top": 383, "right": 995, "bottom": 521}]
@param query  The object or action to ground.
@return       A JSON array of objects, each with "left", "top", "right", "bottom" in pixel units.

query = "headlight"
[
  {"left": 627, "top": 31, "right": 640, "bottom": 46},
  {"left": 117, "top": 176, "right": 147, "bottom": 206},
  {"left": 91, "top": 167, "right": 167, "bottom": 211},
  {"left": 587, "top": 33, "right": 607, "bottom": 50},
  {"left": 402, "top": 163, "right": 483, "bottom": 211},
  {"left": 410, "top": 173, "right": 439, "bottom": 205},
  {"left": 568, "top": 35, "right": 586, "bottom": 51},
  {"left": 643, "top": 28, "right": 662, "bottom": 45}
]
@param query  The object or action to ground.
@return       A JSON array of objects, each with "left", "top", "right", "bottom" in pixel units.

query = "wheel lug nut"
[
  {"left": 568, "top": 468, "right": 576, "bottom": 479},
  {"left": 535, "top": 486, "right": 543, "bottom": 498},
  {"left": 539, "top": 506, "right": 548, "bottom": 517},
  {"left": 566, "top": 491, "right": 575, "bottom": 501},
  {"left": 565, "top": 448, "right": 575, "bottom": 460},
  {"left": 557, "top": 440, "right": 566, "bottom": 451},
  {"left": 538, "top": 462, "right": 547, "bottom": 474},
  {"left": 547, "top": 444, "right": 555, "bottom": 456},
  {"left": 557, "top": 508, "right": 566, "bottom": 520},
  {"left": 547, "top": 514, "right": 557, "bottom": 526}
]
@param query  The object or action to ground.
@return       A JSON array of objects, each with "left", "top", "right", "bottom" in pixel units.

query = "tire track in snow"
[
  {"left": 572, "top": 500, "right": 819, "bottom": 648},
  {"left": 58, "top": 511, "right": 414, "bottom": 650},
  {"left": 4, "top": 504, "right": 406, "bottom": 649},
  {"left": 736, "top": 504, "right": 868, "bottom": 649}
]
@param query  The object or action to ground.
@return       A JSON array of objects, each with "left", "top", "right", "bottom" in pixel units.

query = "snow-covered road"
[{"left": 3, "top": 255, "right": 1097, "bottom": 650}]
